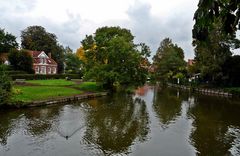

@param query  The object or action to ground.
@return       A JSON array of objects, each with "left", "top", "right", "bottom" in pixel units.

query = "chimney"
[{"left": 48, "top": 53, "right": 51, "bottom": 58}]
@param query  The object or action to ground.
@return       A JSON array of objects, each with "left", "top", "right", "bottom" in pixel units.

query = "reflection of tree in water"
[
  {"left": 83, "top": 94, "right": 149, "bottom": 155},
  {"left": 0, "top": 107, "right": 62, "bottom": 146},
  {"left": 0, "top": 110, "right": 23, "bottom": 145},
  {"left": 153, "top": 88, "right": 182, "bottom": 128},
  {"left": 23, "top": 106, "right": 61, "bottom": 137},
  {"left": 188, "top": 96, "right": 240, "bottom": 156}
]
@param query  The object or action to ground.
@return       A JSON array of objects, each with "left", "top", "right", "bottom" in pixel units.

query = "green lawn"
[
  {"left": 74, "top": 82, "right": 102, "bottom": 92},
  {"left": 12, "top": 80, "right": 103, "bottom": 102},
  {"left": 27, "top": 79, "right": 75, "bottom": 86},
  {"left": 13, "top": 86, "right": 83, "bottom": 102}
]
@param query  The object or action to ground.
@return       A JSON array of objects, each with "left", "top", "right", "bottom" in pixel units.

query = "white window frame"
[
  {"left": 53, "top": 67, "right": 56, "bottom": 74},
  {"left": 35, "top": 66, "right": 39, "bottom": 74}
]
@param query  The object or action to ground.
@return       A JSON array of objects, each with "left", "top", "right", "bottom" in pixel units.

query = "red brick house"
[
  {"left": 187, "top": 59, "right": 195, "bottom": 66},
  {"left": 0, "top": 51, "right": 58, "bottom": 74},
  {"left": 29, "top": 51, "right": 57, "bottom": 74},
  {"left": 0, "top": 53, "right": 10, "bottom": 65}
]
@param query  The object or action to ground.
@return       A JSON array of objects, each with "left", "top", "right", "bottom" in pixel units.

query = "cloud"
[
  {"left": 0, "top": 0, "right": 197, "bottom": 59},
  {"left": 124, "top": 1, "right": 195, "bottom": 60},
  {"left": 0, "top": 7, "right": 95, "bottom": 52}
]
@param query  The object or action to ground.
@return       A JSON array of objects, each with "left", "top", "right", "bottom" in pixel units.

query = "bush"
[
  {"left": 0, "top": 65, "right": 12, "bottom": 105},
  {"left": 6, "top": 70, "right": 27, "bottom": 75},
  {"left": 10, "top": 74, "right": 82, "bottom": 80},
  {"left": 224, "top": 88, "right": 240, "bottom": 97}
]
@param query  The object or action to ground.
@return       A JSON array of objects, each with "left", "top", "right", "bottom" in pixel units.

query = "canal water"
[{"left": 0, "top": 86, "right": 240, "bottom": 156}]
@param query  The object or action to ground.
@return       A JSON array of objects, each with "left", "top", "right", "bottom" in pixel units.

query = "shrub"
[
  {"left": 6, "top": 71, "right": 27, "bottom": 75},
  {"left": 0, "top": 65, "right": 12, "bottom": 105},
  {"left": 10, "top": 74, "right": 82, "bottom": 80}
]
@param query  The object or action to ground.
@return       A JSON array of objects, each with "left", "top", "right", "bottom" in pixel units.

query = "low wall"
[
  {"left": 167, "top": 83, "right": 233, "bottom": 98},
  {"left": 14, "top": 92, "right": 108, "bottom": 108}
]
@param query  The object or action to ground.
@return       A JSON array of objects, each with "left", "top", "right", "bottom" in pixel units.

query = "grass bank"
[
  {"left": 13, "top": 86, "right": 83, "bottom": 102},
  {"left": 11, "top": 79, "right": 104, "bottom": 103}
]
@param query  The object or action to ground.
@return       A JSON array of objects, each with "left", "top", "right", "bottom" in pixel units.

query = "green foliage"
[
  {"left": 0, "top": 65, "right": 12, "bottom": 105},
  {"left": 0, "top": 28, "right": 18, "bottom": 53},
  {"left": 76, "top": 82, "right": 102, "bottom": 92},
  {"left": 193, "top": 0, "right": 240, "bottom": 86},
  {"left": 193, "top": 0, "right": 240, "bottom": 41},
  {"left": 82, "top": 26, "right": 150, "bottom": 90},
  {"left": 153, "top": 38, "right": 186, "bottom": 83},
  {"left": 21, "top": 26, "right": 65, "bottom": 73},
  {"left": 65, "top": 53, "right": 83, "bottom": 74},
  {"left": 8, "top": 49, "right": 34, "bottom": 73},
  {"left": 193, "top": 19, "right": 235, "bottom": 84}
]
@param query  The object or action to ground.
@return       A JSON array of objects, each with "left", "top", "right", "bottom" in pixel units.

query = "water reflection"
[
  {"left": 83, "top": 94, "right": 149, "bottom": 155},
  {"left": 153, "top": 88, "right": 182, "bottom": 127},
  {"left": 24, "top": 107, "right": 60, "bottom": 137},
  {"left": 0, "top": 86, "right": 240, "bottom": 156},
  {"left": 188, "top": 95, "right": 240, "bottom": 155},
  {"left": 0, "top": 110, "right": 22, "bottom": 146},
  {"left": 56, "top": 105, "right": 86, "bottom": 139}
]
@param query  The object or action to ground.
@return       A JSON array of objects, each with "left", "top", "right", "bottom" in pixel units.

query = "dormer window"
[{"left": 40, "top": 58, "right": 47, "bottom": 64}]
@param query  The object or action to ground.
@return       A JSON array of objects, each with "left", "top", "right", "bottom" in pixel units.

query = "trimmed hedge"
[
  {"left": 6, "top": 71, "right": 27, "bottom": 75},
  {"left": 10, "top": 74, "right": 81, "bottom": 80}
]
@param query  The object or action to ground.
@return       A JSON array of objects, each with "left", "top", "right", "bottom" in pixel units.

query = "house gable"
[{"left": 37, "top": 51, "right": 49, "bottom": 58}]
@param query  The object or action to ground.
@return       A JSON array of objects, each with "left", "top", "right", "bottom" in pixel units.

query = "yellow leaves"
[
  {"left": 76, "top": 46, "right": 86, "bottom": 62},
  {"left": 104, "top": 59, "right": 108, "bottom": 64},
  {"left": 92, "top": 44, "right": 97, "bottom": 50},
  {"left": 76, "top": 44, "right": 98, "bottom": 63}
]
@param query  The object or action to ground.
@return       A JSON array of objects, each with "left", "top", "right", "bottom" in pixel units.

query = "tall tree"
[
  {"left": 193, "top": 18, "right": 239, "bottom": 84},
  {"left": 65, "top": 53, "right": 83, "bottom": 74},
  {"left": 0, "top": 28, "right": 18, "bottom": 53},
  {"left": 21, "top": 26, "right": 65, "bottom": 73},
  {"left": 193, "top": 1, "right": 240, "bottom": 85},
  {"left": 153, "top": 38, "right": 186, "bottom": 83},
  {"left": 81, "top": 26, "right": 150, "bottom": 90}
]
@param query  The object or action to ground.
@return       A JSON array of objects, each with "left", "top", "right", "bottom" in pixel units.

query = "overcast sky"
[{"left": 0, "top": 0, "right": 199, "bottom": 60}]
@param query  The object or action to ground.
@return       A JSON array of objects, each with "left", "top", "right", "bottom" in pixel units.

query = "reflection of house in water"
[{"left": 135, "top": 85, "right": 150, "bottom": 96}]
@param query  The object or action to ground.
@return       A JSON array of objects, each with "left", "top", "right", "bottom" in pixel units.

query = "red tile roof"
[
  {"left": 33, "top": 58, "right": 57, "bottom": 65},
  {"left": 28, "top": 51, "right": 43, "bottom": 58},
  {"left": 28, "top": 50, "right": 57, "bottom": 65}
]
